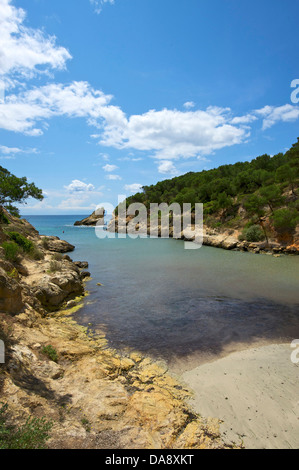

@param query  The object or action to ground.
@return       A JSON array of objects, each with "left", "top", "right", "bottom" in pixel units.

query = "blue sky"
[{"left": 0, "top": 0, "right": 298, "bottom": 214}]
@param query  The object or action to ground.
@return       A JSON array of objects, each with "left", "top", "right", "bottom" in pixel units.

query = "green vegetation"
[
  {"left": 122, "top": 138, "right": 299, "bottom": 238},
  {"left": 81, "top": 417, "right": 91, "bottom": 433},
  {"left": 0, "top": 403, "right": 52, "bottom": 449},
  {"left": 7, "top": 232, "right": 34, "bottom": 253},
  {"left": 1, "top": 232, "right": 44, "bottom": 261},
  {"left": 0, "top": 212, "right": 10, "bottom": 225},
  {"left": 42, "top": 345, "right": 58, "bottom": 363},
  {"left": 2, "top": 241, "right": 20, "bottom": 262},
  {"left": 271, "top": 208, "right": 299, "bottom": 234},
  {"left": 0, "top": 166, "right": 43, "bottom": 217},
  {"left": 239, "top": 225, "right": 265, "bottom": 243}
]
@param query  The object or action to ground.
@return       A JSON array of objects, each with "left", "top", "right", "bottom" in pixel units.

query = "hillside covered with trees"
[{"left": 122, "top": 139, "right": 299, "bottom": 246}]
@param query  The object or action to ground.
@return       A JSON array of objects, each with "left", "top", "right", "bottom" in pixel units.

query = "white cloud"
[
  {"left": 157, "top": 160, "right": 178, "bottom": 175},
  {"left": 0, "top": 81, "right": 125, "bottom": 135},
  {"left": 103, "top": 163, "right": 118, "bottom": 172},
  {"left": 255, "top": 104, "right": 299, "bottom": 130},
  {"left": 0, "top": 0, "right": 71, "bottom": 78},
  {"left": 90, "top": 0, "right": 114, "bottom": 15},
  {"left": 106, "top": 174, "right": 122, "bottom": 181},
  {"left": 65, "top": 180, "right": 95, "bottom": 193},
  {"left": 100, "top": 106, "right": 248, "bottom": 161},
  {"left": 58, "top": 196, "right": 97, "bottom": 211},
  {"left": 183, "top": 101, "right": 195, "bottom": 109},
  {"left": 0, "top": 144, "right": 38, "bottom": 155},
  {"left": 124, "top": 183, "right": 143, "bottom": 193},
  {"left": 230, "top": 114, "right": 258, "bottom": 125}
]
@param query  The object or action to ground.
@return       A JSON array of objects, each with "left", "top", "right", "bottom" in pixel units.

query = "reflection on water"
[{"left": 26, "top": 216, "right": 299, "bottom": 363}]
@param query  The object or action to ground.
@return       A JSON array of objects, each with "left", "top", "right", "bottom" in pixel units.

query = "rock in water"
[{"left": 74, "top": 209, "right": 105, "bottom": 226}]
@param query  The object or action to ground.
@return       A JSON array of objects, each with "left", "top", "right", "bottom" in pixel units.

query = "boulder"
[
  {"left": 41, "top": 236, "right": 75, "bottom": 253},
  {"left": 31, "top": 271, "right": 84, "bottom": 309},
  {"left": 74, "top": 261, "right": 89, "bottom": 269},
  {"left": 0, "top": 268, "right": 24, "bottom": 314}
]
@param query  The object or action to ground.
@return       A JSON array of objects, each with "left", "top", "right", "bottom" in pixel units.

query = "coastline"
[
  {"left": 1, "top": 210, "right": 297, "bottom": 449},
  {"left": 107, "top": 215, "right": 299, "bottom": 255},
  {"left": 0, "top": 209, "right": 233, "bottom": 449}
]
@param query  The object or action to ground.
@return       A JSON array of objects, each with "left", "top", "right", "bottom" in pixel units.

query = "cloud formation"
[
  {"left": 65, "top": 180, "right": 95, "bottom": 193},
  {"left": 157, "top": 160, "right": 178, "bottom": 175},
  {"left": 124, "top": 183, "right": 143, "bottom": 193},
  {"left": 90, "top": 0, "right": 114, "bottom": 15},
  {"left": 255, "top": 104, "right": 299, "bottom": 130},
  {"left": 103, "top": 163, "right": 118, "bottom": 172},
  {"left": 0, "top": 0, "right": 71, "bottom": 79}
]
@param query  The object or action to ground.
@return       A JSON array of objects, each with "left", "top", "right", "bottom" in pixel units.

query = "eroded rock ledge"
[{"left": 1, "top": 309, "right": 232, "bottom": 449}]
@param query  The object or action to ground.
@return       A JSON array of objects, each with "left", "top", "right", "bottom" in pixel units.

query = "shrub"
[
  {"left": 7, "top": 268, "right": 19, "bottom": 279},
  {"left": 48, "top": 260, "right": 62, "bottom": 273},
  {"left": 2, "top": 242, "right": 20, "bottom": 262},
  {"left": 29, "top": 247, "right": 44, "bottom": 261},
  {"left": 42, "top": 345, "right": 58, "bottom": 363},
  {"left": 41, "top": 237, "right": 49, "bottom": 249},
  {"left": 7, "top": 232, "right": 33, "bottom": 254},
  {"left": 0, "top": 403, "right": 53, "bottom": 449},
  {"left": 239, "top": 225, "right": 265, "bottom": 242},
  {"left": 52, "top": 253, "right": 63, "bottom": 262},
  {"left": 0, "top": 212, "right": 10, "bottom": 225},
  {"left": 271, "top": 208, "right": 299, "bottom": 233}
]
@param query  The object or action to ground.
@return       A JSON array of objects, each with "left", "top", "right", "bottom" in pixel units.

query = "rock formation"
[{"left": 74, "top": 209, "right": 105, "bottom": 226}]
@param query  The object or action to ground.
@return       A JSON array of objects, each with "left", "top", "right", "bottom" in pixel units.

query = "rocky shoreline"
[
  {"left": 0, "top": 208, "right": 234, "bottom": 449},
  {"left": 108, "top": 214, "right": 299, "bottom": 255}
]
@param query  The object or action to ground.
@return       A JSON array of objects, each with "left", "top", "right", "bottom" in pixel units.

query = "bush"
[
  {"left": 271, "top": 208, "right": 299, "bottom": 233},
  {"left": 29, "top": 247, "right": 44, "bottom": 261},
  {"left": 41, "top": 237, "right": 49, "bottom": 249},
  {"left": 2, "top": 242, "right": 20, "bottom": 262},
  {"left": 0, "top": 212, "right": 10, "bottom": 225},
  {"left": 239, "top": 225, "right": 265, "bottom": 242},
  {"left": 0, "top": 403, "right": 53, "bottom": 449},
  {"left": 7, "top": 232, "right": 33, "bottom": 254},
  {"left": 48, "top": 260, "right": 62, "bottom": 273},
  {"left": 52, "top": 253, "right": 63, "bottom": 262},
  {"left": 42, "top": 345, "right": 58, "bottom": 363}
]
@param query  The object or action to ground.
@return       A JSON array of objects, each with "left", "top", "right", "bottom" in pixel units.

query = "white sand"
[{"left": 181, "top": 344, "right": 299, "bottom": 449}]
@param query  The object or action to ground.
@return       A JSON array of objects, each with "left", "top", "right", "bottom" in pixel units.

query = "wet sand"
[{"left": 181, "top": 343, "right": 299, "bottom": 449}]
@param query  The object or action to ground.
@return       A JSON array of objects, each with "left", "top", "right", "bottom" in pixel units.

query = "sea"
[{"left": 24, "top": 214, "right": 299, "bottom": 366}]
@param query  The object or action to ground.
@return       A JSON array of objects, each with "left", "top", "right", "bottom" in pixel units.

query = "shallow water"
[{"left": 26, "top": 215, "right": 299, "bottom": 362}]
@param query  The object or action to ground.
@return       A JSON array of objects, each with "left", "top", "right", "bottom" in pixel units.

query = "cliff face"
[
  {"left": 0, "top": 207, "right": 87, "bottom": 315},
  {"left": 0, "top": 207, "right": 233, "bottom": 449}
]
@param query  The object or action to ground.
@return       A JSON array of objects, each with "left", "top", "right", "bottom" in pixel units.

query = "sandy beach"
[{"left": 181, "top": 343, "right": 299, "bottom": 449}]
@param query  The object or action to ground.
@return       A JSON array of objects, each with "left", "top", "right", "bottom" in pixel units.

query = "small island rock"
[{"left": 74, "top": 209, "right": 105, "bottom": 226}]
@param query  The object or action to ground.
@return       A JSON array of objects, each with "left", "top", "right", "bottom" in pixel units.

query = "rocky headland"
[
  {"left": 0, "top": 207, "right": 233, "bottom": 449},
  {"left": 74, "top": 209, "right": 105, "bottom": 227}
]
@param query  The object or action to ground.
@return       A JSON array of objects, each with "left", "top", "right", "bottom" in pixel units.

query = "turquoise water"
[{"left": 25, "top": 215, "right": 299, "bottom": 361}]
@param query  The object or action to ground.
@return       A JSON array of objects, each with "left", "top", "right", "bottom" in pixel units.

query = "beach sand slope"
[{"left": 182, "top": 344, "right": 299, "bottom": 449}]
